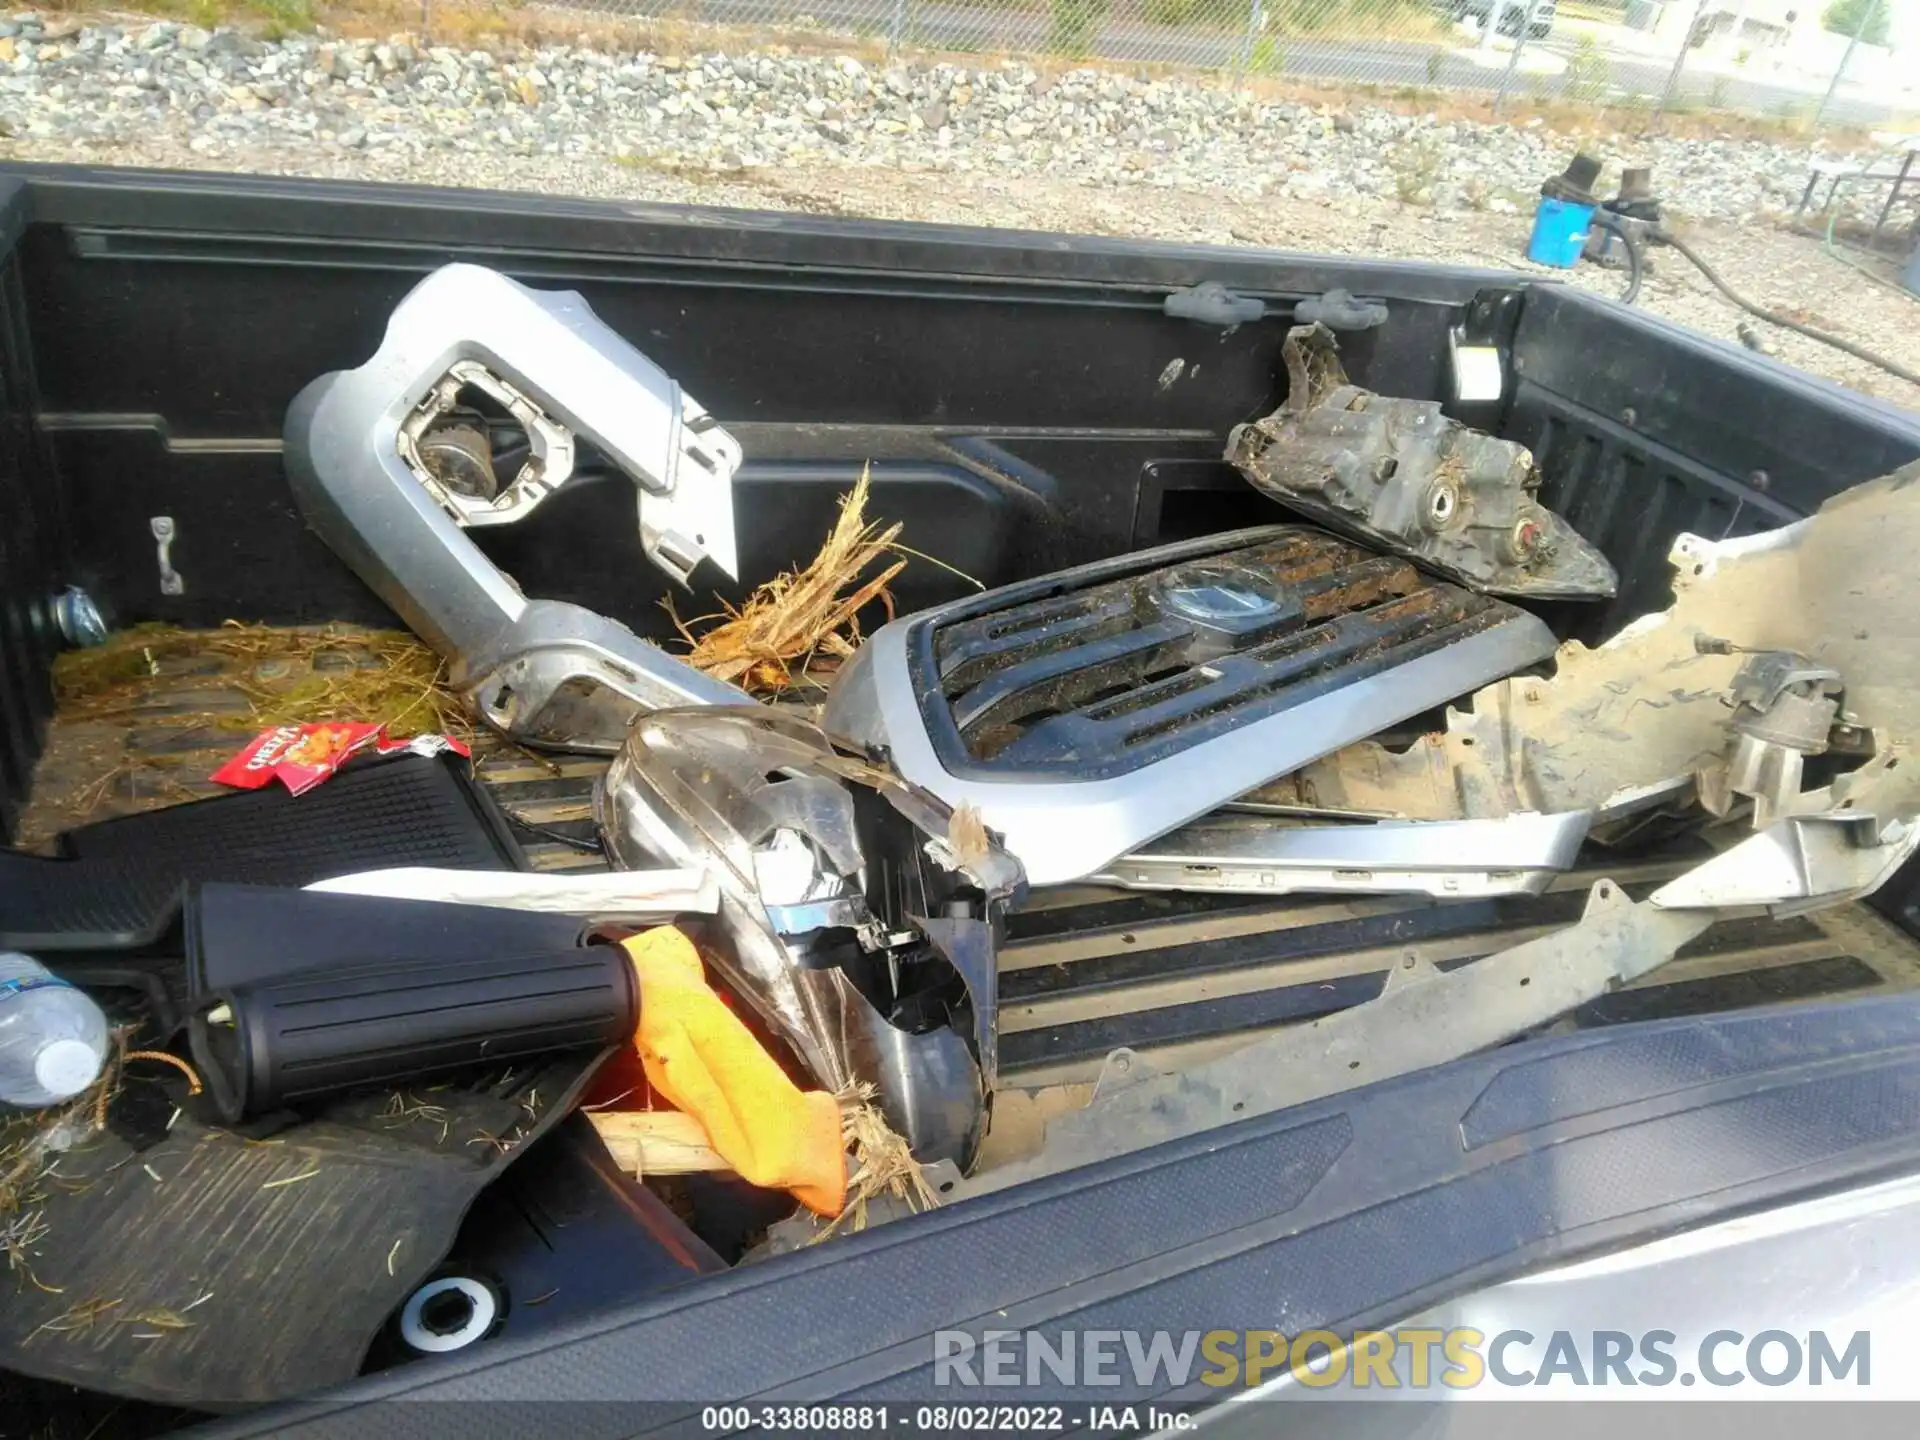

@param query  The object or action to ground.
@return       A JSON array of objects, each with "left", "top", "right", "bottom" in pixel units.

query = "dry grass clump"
[
  {"left": 820, "top": 1080, "right": 940, "bottom": 1238},
  {"left": 0, "top": 1029, "right": 138, "bottom": 1295},
  {"left": 53, "top": 622, "right": 466, "bottom": 739},
  {"left": 589, "top": 1078, "right": 940, "bottom": 1238},
  {"left": 670, "top": 467, "right": 907, "bottom": 696}
]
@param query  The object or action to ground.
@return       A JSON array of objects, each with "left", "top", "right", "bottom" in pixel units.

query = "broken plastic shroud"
[{"left": 1228, "top": 323, "right": 1619, "bottom": 602}]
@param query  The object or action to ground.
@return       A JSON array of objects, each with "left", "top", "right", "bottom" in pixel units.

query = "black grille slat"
[
  {"left": 936, "top": 590, "right": 1141, "bottom": 693},
  {"left": 941, "top": 535, "right": 1409, "bottom": 720},
  {"left": 917, "top": 525, "right": 1545, "bottom": 779},
  {"left": 1287, "top": 554, "right": 1421, "bottom": 616},
  {"left": 936, "top": 528, "right": 1343, "bottom": 699},
  {"left": 1242, "top": 586, "right": 1468, "bottom": 669},
  {"left": 1084, "top": 588, "right": 1465, "bottom": 728},
  {"left": 1115, "top": 606, "right": 1507, "bottom": 751},
  {"left": 999, "top": 599, "right": 1507, "bottom": 763},
  {"left": 949, "top": 618, "right": 1189, "bottom": 737}
]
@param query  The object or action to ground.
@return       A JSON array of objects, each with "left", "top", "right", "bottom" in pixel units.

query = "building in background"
[{"left": 1650, "top": 0, "right": 1821, "bottom": 57}]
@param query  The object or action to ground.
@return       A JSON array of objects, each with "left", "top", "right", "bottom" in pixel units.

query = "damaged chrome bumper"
[
  {"left": 596, "top": 708, "right": 1024, "bottom": 1167},
  {"left": 284, "top": 263, "right": 748, "bottom": 751}
]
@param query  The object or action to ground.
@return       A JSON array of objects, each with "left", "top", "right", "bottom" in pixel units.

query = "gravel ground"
[{"left": 0, "top": 12, "right": 1915, "bottom": 409}]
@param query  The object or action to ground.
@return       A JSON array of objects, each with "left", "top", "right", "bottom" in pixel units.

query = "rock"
[{"left": 0, "top": 28, "right": 1829, "bottom": 233}]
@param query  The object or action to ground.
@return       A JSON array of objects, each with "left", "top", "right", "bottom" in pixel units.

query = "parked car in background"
[{"left": 1445, "top": 0, "right": 1556, "bottom": 38}]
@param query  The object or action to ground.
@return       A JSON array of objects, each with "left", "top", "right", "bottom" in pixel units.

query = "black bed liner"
[{"left": 194, "top": 985, "right": 1920, "bottom": 1437}]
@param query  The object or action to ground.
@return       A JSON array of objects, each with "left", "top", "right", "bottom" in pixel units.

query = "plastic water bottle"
[{"left": 0, "top": 953, "right": 109, "bottom": 1108}]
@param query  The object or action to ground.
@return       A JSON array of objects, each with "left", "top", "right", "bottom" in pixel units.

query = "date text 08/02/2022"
[{"left": 699, "top": 1405, "right": 1185, "bottom": 1432}]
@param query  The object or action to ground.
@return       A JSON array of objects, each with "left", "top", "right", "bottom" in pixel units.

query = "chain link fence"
[{"left": 532, "top": 0, "right": 1913, "bottom": 127}]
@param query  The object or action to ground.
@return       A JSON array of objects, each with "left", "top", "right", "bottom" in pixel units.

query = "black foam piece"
[
  {"left": 0, "top": 754, "right": 525, "bottom": 951},
  {"left": 188, "top": 883, "right": 588, "bottom": 995},
  {"left": 192, "top": 943, "right": 637, "bottom": 1122}
]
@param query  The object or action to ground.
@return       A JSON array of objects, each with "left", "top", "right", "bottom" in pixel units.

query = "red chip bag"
[{"left": 212, "top": 723, "right": 469, "bottom": 796}]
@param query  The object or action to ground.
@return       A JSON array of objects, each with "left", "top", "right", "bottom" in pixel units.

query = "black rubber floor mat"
[
  {"left": 0, "top": 1048, "right": 607, "bottom": 1408},
  {"left": 365, "top": 1115, "right": 725, "bottom": 1372},
  {"left": 0, "top": 754, "right": 525, "bottom": 951}
]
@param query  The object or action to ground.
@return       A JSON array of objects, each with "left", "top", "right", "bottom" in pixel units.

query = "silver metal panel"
[
  {"left": 285, "top": 263, "right": 749, "bottom": 751},
  {"left": 1089, "top": 811, "right": 1591, "bottom": 898},
  {"left": 1651, "top": 812, "right": 1920, "bottom": 915},
  {"left": 824, "top": 611, "right": 1558, "bottom": 887},
  {"left": 1249, "top": 1170, "right": 1920, "bottom": 1402}
]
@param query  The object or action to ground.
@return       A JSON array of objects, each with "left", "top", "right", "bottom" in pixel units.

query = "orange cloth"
[{"left": 622, "top": 929, "right": 847, "bottom": 1217}]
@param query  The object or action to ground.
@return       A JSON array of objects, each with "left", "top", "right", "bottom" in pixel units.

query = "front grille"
[{"left": 916, "top": 526, "right": 1536, "bottom": 777}]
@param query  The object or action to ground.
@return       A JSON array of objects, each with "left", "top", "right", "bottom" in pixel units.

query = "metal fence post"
[
  {"left": 1236, "top": 0, "right": 1266, "bottom": 75},
  {"left": 1814, "top": 0, "right": 1878, "bottom": 127},
  {"left": 1492, "top": 0, "right": 1533, "bottom": 113},
  {"left": 1652, "top": 0, "right": 1708, "bottom": 125}
]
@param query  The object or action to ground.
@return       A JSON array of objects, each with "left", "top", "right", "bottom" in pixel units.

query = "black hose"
[
  {"left": 503, "top": 809, "right": 605, "bottom": 854},
  {"left": 1657, "top": 230, "right": 1920, "bottom": 390},
  {"left": 1590, "top": 210, "right": 1645, "bottom": 306}
]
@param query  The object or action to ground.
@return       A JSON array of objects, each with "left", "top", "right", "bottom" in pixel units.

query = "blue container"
[{"left": 1526, "top": 197, "right": 1597, "bottom": 269}]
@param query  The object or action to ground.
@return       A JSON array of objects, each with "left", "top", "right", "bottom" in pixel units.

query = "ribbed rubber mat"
[
  {"left": 0, "top": 1047, "right": 607, "bottom": 1408},
  {"left": 0, "top": 754, "right": 524, "bottom": 950}
]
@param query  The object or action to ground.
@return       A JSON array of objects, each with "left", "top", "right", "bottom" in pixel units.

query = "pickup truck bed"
[{"left": 6, "top": 163, "right": 1920, "bottom": 1427}]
